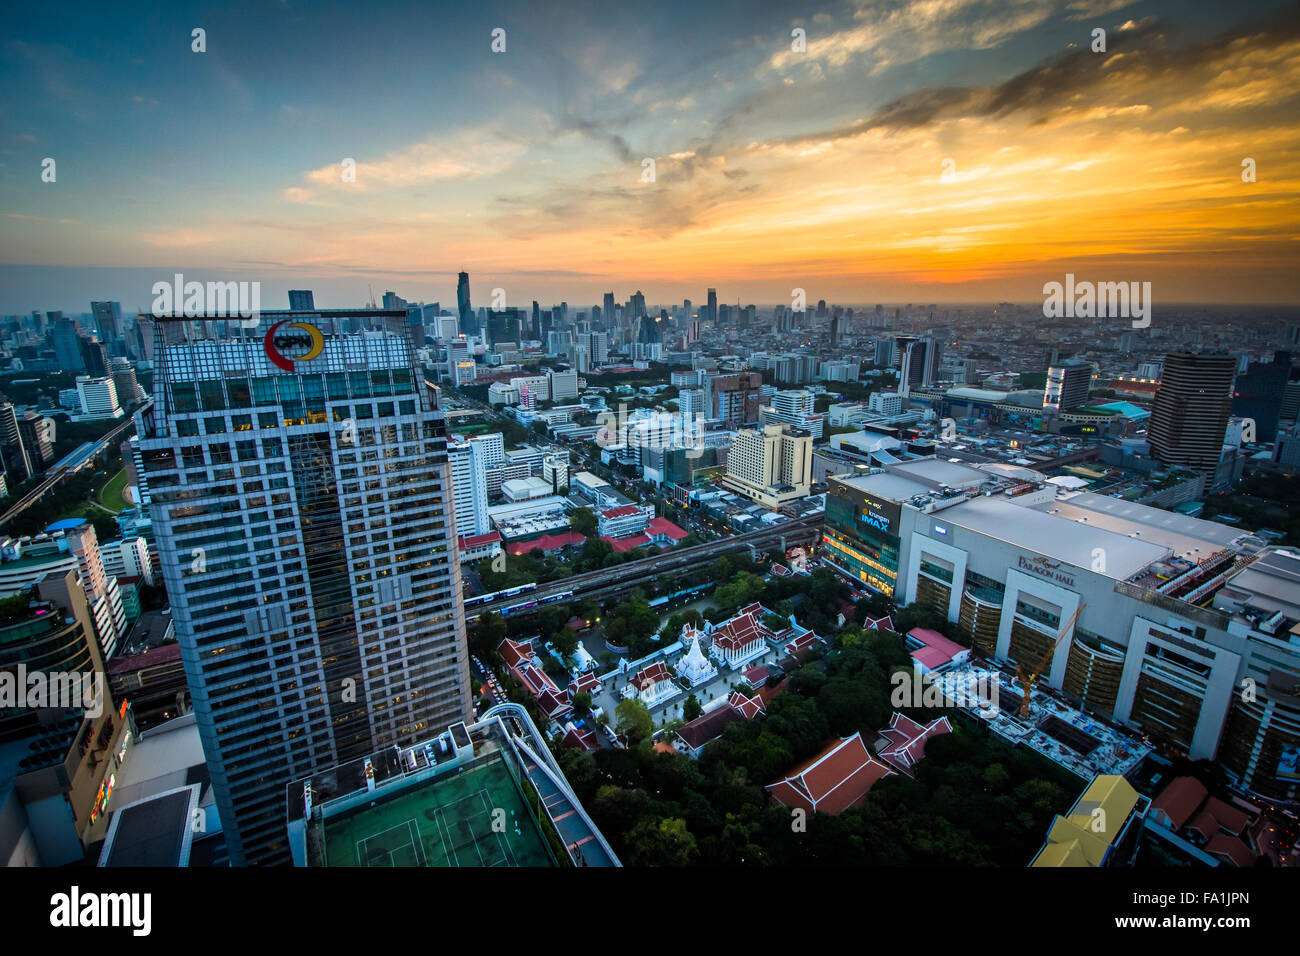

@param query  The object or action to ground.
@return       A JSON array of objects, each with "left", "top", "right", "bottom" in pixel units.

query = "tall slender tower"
[
  {"left": 456, "top": 271, "right": 475, "bottom": 335},
  {"left": 138, "top": 311, "right": 470, "bottom": 865}
]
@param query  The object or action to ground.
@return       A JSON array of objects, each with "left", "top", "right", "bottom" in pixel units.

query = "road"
[{"left": 469, "top": 513, "right": 823, "bottom": 620}]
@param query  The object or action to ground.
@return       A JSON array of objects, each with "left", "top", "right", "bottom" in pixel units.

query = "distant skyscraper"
[
  {"left": 531, "top": 300, "right": 541, "bottom": 340},
  {"left": 51, "top": 317, "right": 85, "bottom": 372},
  {"left": 138, "top": 312, "right": 470, "bottom": 865},
  {"left": 707, "top": 288, "right": 718, "bottom": 327},
  {"left": 630, "top": 291, "right": 647, "bottom": 319},
  {"left": 1232, "top": 351, "right": 1293, "bottom": 442},
  {"left": 486, "top": 308, "right": 523, "bottom": 348},
  {"left": 1044, "top": 360, "right": 1093, "bottom": 412},
  {"left": 1148, "top": 353, "right": 1237, "bottom": 473},
  {"left": 91, "top": 301, "right": 122, "bottom": 341},
  {"left": 288, "top": 290, "right": 315, "bottom": 311},
  {"left": 457, "top": 272, "right": 476, "bottom": 335}
]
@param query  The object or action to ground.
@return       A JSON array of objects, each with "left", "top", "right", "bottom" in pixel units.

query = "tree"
[
  {"left": 569, "top": 506, "right": 598, "bottom": 537},
  {"left": 471, "top": 611, "right": 506, "bottom": 659},
  {"left": 683, "top": 695, "right": 703, "bottom": 721},
  {"left": 624, "top": 816, "right": 699, "bottom": 866},
  {"left": 614, "top": 698, "right": 653, "bottom": 746},
  {"left": 551, "top": 627, "right": 579, "bottom": 660},
  {"left": 573, "top": 690, "right": 593, "bottom": 715}
]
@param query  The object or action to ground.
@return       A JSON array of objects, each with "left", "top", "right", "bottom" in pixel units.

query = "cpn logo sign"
[{"left": 265, "top": 320, "right": 324, "bottom": 371}]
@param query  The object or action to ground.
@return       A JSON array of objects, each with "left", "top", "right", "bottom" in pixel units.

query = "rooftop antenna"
[{"left": 367, "top": 284, "right": 377, "bottom": 308}]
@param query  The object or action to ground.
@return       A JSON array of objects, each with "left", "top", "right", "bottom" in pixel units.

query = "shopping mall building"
[{"left": 822, "top": 457, "right": 1300, "bottom": 801}]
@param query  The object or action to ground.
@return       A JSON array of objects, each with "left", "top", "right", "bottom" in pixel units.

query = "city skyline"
[{"left": 4, "top": 0, "right": 1300, "bottom": 311}]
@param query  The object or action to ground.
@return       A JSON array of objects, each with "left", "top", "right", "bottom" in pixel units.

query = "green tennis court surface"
[{"left": 322, "top": 755, "right": 554, "bottom": 867}]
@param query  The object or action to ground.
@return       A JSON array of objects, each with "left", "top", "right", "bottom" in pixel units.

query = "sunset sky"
[{"left": 2, "top": 0, "right": 1298, "bottom": 312}]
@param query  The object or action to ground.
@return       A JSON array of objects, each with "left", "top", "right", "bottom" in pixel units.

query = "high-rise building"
[
  {"left": 51, "top": 317, "right": 85, "bottom": 372},
  {"left": 75, "top": 375, "right": 124, "bottom": 420},
  {"left": 760, "top": 389, "right": 824, "bottom": 439},
  {"left": 722, "top": 424, "right": 813, "bottom": 507},
  {"left": 91, "top": 301, "right": 123, "bottom": 342},
  {"left": 0, "top": 402, "right": 32, "bottom": 481},
  {"left": 1232, "top": 352, "right": 1293, "bottom": 442},
  {"left": 288, "top": 290, "right": 316, "bottom": 311},
  {"left": 706, "top": 288, "right": 718, "bottom": 327},
  {"left": 486, "top": 308, "right": 523, "bottom": 348},
  {"left": 137, "top": 312, "right": 470, "bottom": 865},
  {"left": 17, "top": 411, "right": 54, "bottom": 471},
  {"left": 456, "top": 272, "right": 476, "bottom": 335},
  {"left": 448, "top": 435, "right": 492, "bottom": 538},
  {"left": 709, "top": 371, "right": 763, "bottom": 428},
  {"left": 1148, "top": 353, "right": 1237, "bottom": 473},
  {"left": 1044, "top": 360, "right": 1093, "bottom": 412}
]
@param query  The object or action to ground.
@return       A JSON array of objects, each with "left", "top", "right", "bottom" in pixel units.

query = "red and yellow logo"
[{"left": 264, "top": 320, "right": 324, "bottom": 371}]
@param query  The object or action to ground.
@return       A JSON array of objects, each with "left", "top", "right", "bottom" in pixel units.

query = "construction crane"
[{"left": 1017, "top": 602, "right": 1085, "bottom": 720}]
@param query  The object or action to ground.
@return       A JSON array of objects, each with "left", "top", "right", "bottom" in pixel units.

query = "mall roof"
[
  {"left": 939, "top": 496, "right": 1169, "bottom": 580},
  {"left": 1046, "top": 491, "right": 1244, "bottom": 561},
  {"left": 888, "top": 458, "right": 990, "bottom": 490}
]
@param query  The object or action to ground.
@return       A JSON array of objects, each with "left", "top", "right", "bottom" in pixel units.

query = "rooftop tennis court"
[{"left": 321, "top": 753, "right": 555, "bottom": 867}]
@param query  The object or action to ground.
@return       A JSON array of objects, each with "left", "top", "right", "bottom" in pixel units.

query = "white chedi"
[{"left": 675, "top": 627, "right": 718, "bottom": 687}]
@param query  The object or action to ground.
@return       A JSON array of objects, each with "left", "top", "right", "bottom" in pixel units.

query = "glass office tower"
[{"left": 137, "top": 311, "right": 470, "bottom": 865}]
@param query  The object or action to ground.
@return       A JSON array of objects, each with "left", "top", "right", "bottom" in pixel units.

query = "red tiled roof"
[
  {"left": 569, "top": 671, "right": 601, "bottom": 696},
  {"left": 562, "top": 726, "right": 600, "bottom": 751},
  {"left": 907, "top": 628, "right": 966, "bottom": 669},
  {"left": 866, "top": 615, "right": 894, "bottom": 632},
  {"left": 506, "top": 531, "right": 587, "bottom": 556},
  {"left": 458, "top": 531, "right": 502, "bottom": 549},
  {"left": 632, "top": 661, "right": 673, "bottom": 688},
  {"left": 1152, "top": 776, "right": 1210, "bottom": 830},
  {"left": 742, "top": 664, "right": 769, "bottom": 685},
  {"left": 535, "top": 684, "right": 573, "bottom": 719},
  {"left": 601, "top": 505, "right": 642, "bottom": 519},
  {"left": 676, "top": 706, "right": 740, "bottom": 750},
  {"left": 1205, "top": 833, "right": 1257, "bottom": 868},
  {"left": 765, "top": 733, "right": 895, "bottom": 815},
  {"left": 728, "top": 691, "right": 765, "bottom": 719},
  {"left": 770, "top": 563, "right": 792, "bottom": 577},
  {"left": 1202, "top": 796, "right": 1250, "bottom": 835},
  {"left": 715, "top": 610, "right": 767, "bottom": 652},
  {"left": 645, "top": 517, "right": 687, "bottom": 540},
  {"left": 604, "top": 533, "right": 653, "bottom": 552},
  {"left": 498, "top": 638, "right": 532, "bottom": 669},
  {"left": 878, "top": 713, "right": 951, "bottom": 772},
  {"left": 784, "top": 629, "right": 818, "bottom": 656}
]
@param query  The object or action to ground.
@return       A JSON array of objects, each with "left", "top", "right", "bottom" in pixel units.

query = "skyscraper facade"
[
  {"left": 456, "top": 272, "right": 476, "bottom": 335},
  {"left": 288, "top": 290, "right": 316, "bottom": 311},
  {"left": 137, "top": 311, "right": 470, "bottom": 865},
  {"left": 91, "top": 301, "right": 122, "bottom": 342},
  {"left": 1044, "top": 359, "right": 1093, "bottom": 412},
  {"left": 1148, "top": 352, "right": 1237, "bottom": 473}
]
